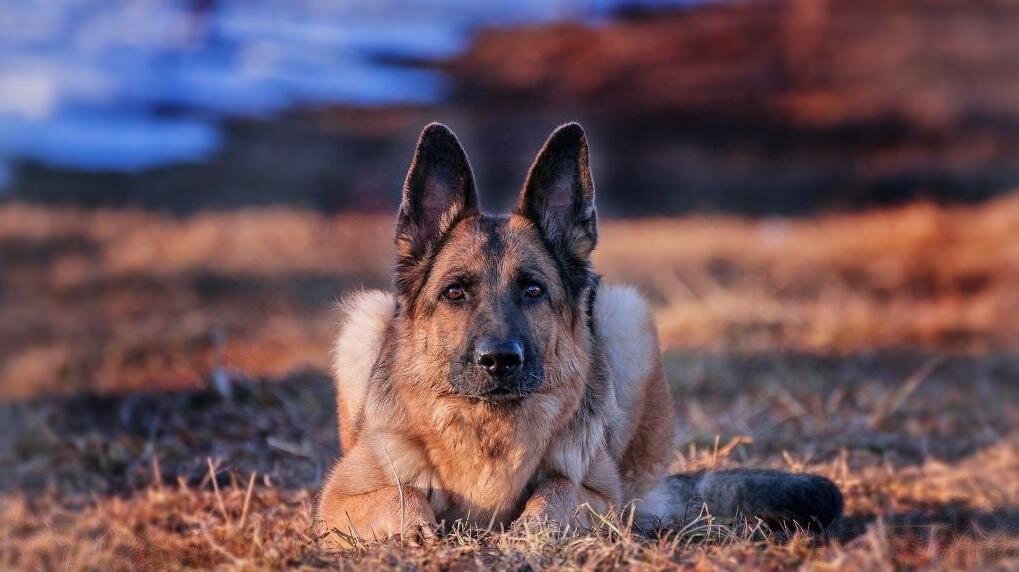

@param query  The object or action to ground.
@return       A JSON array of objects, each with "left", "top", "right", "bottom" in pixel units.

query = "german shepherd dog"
[{"left": 317, "top": 123, "right": 843, "bottom": 545}]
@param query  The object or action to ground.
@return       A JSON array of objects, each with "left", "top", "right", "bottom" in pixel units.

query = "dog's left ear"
[
  {"left": 394, "top": 123, "right": 479, "bottom": 303},
  {"left": 516, "top": 122, "right": 597, "bottom": 260},
  {"left": 396, "top": 123, "right": 479, "bottom": 262}
]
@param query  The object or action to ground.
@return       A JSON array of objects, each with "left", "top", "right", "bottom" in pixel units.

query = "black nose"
[{"left": 475, "top": 341, "right": 523, "bottom": 377}]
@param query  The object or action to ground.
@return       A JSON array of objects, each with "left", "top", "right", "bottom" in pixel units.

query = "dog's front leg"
[
  {"left": 316, "top": 438, "right": 436, "bottom": 548},
  {"left": 514, "top": 448, "right": 622, "bottom": 531},
  {"left": 516, "top": 476, "right": 580, "bottom": 530},
  {"left": 318, "top": 481, "right": 436, "bottom": 547},
  {"left": 514, "top": 477, "right": 613, "bottom": 531}
]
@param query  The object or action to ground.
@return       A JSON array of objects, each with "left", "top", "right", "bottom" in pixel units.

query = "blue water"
[{"left": 0, "top": 0, "right": 697, "bottom": 177}]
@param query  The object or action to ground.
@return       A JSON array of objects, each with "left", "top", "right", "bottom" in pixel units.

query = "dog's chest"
[{"left": 421, "top": 415, "right": 547, "bottom": 525}]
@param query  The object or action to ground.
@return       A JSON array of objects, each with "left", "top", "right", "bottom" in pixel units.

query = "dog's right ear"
[
  {"left": 516, "top": 123, "right": 597, "bottom": 261},
  {"left": 394, "top": 123, "right": 478, "bottom": 294}
]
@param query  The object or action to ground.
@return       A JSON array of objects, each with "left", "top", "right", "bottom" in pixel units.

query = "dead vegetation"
[
  {"left": 2, "top": 356, "right": 1016, "bottom": 569},
  {"left": 1, "top": 196, "right": 1018, "bottom": 569},
  {"left": 2, "top": 193, "right": 1019, "bottom": 398}
]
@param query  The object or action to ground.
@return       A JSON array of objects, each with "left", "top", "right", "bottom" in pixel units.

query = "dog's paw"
[
  {"left": 390, "top": 520, "right": 440, "bottom": 547},
  {"left": 508, "top": 514, "right": 569, "bottom": 538},
  {"left": 317, "top": 507, "right": 439, "bottom": 550}
]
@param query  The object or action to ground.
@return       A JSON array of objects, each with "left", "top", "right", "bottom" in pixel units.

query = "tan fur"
[
  {"left": 315, "top": 123, "right": 841, "bottom": 546},
  {"left": 317, "top": 278, "right": 674, "bottom": 545},
  {"left": 331, "top": 290, "right": 396, "bottom": 452},
  {"left": 316, "top": 123, "right": 677, "bottom": 546}
]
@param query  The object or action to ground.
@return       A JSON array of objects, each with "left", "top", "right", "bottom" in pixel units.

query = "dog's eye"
[
  {"left": 524, "top": 283, "right": 544, "bottom": 299},
  {"left": 442, "top": 284, "right": 465, "bottom": 301}
]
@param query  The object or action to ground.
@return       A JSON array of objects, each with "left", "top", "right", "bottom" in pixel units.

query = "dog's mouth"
[
  {"left": 450, "top": 382, "right": 535, "bottom": 405},
  {"left": 477, "top": 385, "right": 528, "bottom": 401}
]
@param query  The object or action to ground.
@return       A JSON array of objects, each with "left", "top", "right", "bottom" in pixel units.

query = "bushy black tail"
[{"left": 660, "top": 469, "right": 843, "bottom": 531}]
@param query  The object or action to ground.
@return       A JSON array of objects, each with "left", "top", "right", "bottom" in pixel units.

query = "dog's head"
[{"left": 392, "top": 123, "right": 598, "bottom": 403}]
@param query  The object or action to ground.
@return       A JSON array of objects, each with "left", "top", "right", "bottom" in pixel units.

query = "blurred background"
[
  {"left": 2, "top": 1, "right": 1018, "bottom": 568},
  {"left": 3, "top": 0, "right": 1019, "bottom": 396},
  {"left": 6, "top": 0, "right": 1019, "bottom": 214}
]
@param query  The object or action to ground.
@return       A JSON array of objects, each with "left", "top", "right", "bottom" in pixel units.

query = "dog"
[{"left": 316, "top": 122, "right": 843, "bottom": 545}]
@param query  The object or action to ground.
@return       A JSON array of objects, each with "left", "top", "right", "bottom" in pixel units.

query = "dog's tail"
[{"left": 638, "top": 469, "right": 843, "bottom": 532}]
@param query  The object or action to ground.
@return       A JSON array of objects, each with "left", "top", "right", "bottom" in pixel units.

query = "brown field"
[{"left": 2, "top": 195, "right": 1018, "bottom": 569}]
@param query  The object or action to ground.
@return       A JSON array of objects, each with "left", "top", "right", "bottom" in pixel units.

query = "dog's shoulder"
[
  {"left": 593, "top": 284, "right": 659, "bottom": 413},
  {"left": 594, "top": 284, "right": 657, "bottom": 372},
  {"left": 332, "top": 289, "right": 396, "bottom": 399},
  {"left": 594, "top": 284, "right": 654, "bottom": 334}
]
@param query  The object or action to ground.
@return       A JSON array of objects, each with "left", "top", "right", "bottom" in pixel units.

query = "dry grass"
[
  {"left": 2, "top": 359, "right": 1016, "bottom": 570},
  {"left": 1, "top": 196, "right": 1018, "bottom": 569},
  {"left": 2, "top": 194, "right": 1018, "bottom": 398}
]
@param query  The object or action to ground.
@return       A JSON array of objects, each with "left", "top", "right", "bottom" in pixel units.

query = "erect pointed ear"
[
  {"left": 395, "top": 123, "right": 479, "bottom": 264},
  {"left": 516, "top": 122, "right": 597, "bottom": 259}
]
